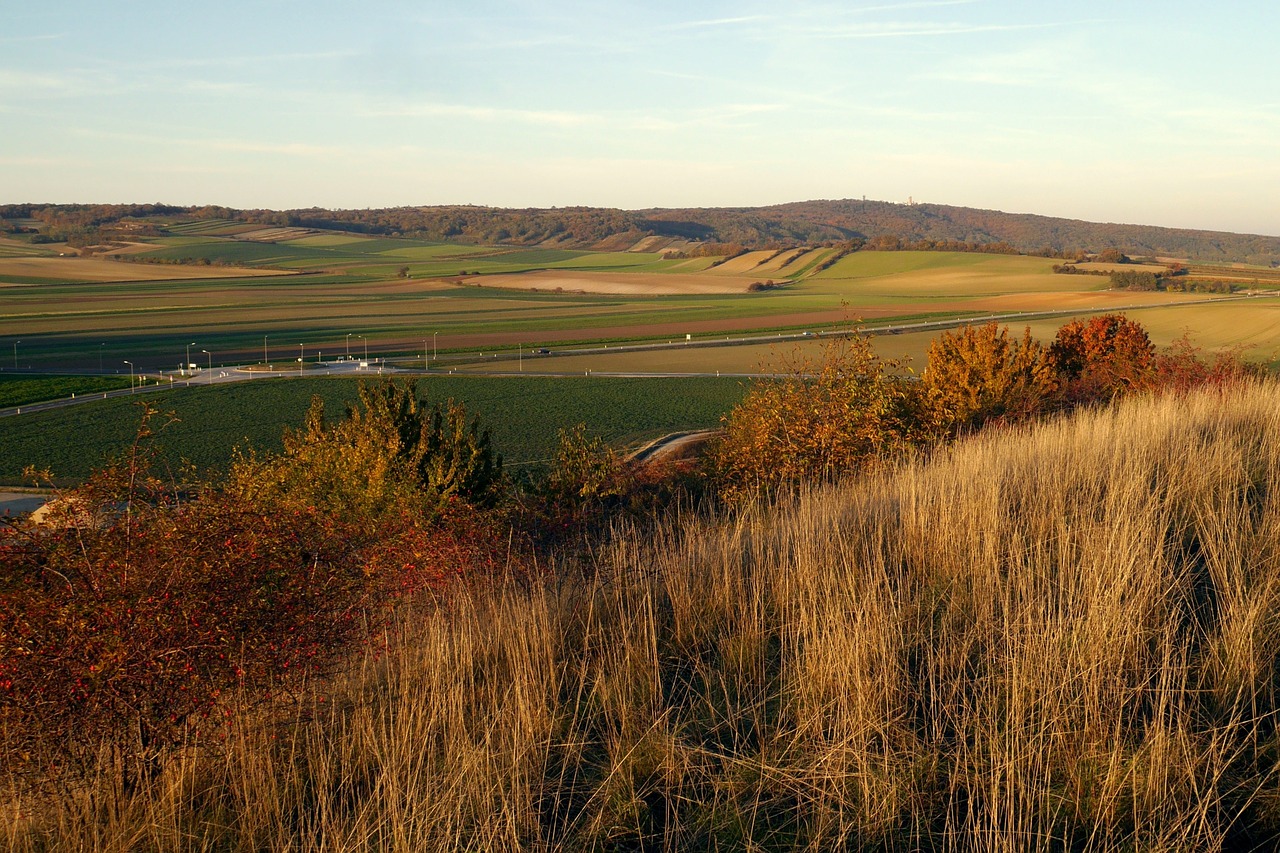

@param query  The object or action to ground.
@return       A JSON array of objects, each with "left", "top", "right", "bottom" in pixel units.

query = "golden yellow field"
[
  {"left": 754, "top": 247, "right": 806, "bottom": 272},
  {"left": 1019, "top": 299, "right": 1280, "bottom": 359},
  {"left": 466, "top": 295, "right": 1280, "bottom": 376},
  {"left": 705, "top": 249, "right": 778, "bottom": 274},
  {"left": 1071, "top": 261, "right": 1170, "bottom": 274},
  {"left": 461, "top": 269, "right": 756, "bottom": 295}
]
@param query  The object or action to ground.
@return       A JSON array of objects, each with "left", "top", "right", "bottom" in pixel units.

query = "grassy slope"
[
  {"left": 17, "top": 381, "right": 1280, "bottom": 849},
  {"left": 0, "top": 375, "right": 746, "bottom": 484}
]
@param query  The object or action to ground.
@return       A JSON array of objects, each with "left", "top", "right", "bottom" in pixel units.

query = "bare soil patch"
[
  {"left": 239, "top": 227, "right": 319, "bottom": 242},
  {"left": 461, "top": 270, "right": 756, "bottom": 295},
  {"left": 98, "top": 241, "right": 166, "bottom": 256},
  {"left": 1072, "top": 262, "right": 1169, "bottom": 274},
  {"left": 756, "top": 248, "right": 807, "bottom": 273},
  {"left": 708, "top": 251, "right": 778, "bottom": 274}
]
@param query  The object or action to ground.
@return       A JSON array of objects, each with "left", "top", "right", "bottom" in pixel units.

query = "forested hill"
[
  {"left": 5, "top": 199, "right": 1279, "bottom": 265},
  {"left": 639, "top": 200, "right": 1280, "bottom": 265}
]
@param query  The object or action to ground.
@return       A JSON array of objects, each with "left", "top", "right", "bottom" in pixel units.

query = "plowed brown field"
[{"left": 463, "top": 270, "right": 756, "bottom": 295}]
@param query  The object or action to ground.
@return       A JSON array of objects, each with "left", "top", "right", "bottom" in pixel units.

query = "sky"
[{"left": 3, "top": 1, "right": 1279, "bottom": 235}]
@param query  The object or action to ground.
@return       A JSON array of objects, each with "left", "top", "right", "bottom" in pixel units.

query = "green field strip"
[
  {"left": 811, "top": 251, "right": 1056, "bottom": 281},
  {"left": 0, "top": 374, "right": 134, "bottom": 408},
  {"left": 0, "top": 375, "right": 746, "bottom": 484},
  {"left": 0, "top": 243, "right": 59, "bottom": 259}
]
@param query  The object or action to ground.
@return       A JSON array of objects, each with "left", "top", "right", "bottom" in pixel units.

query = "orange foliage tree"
[
  {"left": 711, "top": 334, "right": 931, "bottom": 498},
  {"left": 1048, "top": 314, "right": 1155, "bottom": 403},
  {"left": 922, "top": 322, "right": 1057, "bottom": 433}
]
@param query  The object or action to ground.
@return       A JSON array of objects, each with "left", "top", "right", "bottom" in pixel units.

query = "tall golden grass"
[{"left": 11, "top": 381, "right": 1280, "bottom": 850}]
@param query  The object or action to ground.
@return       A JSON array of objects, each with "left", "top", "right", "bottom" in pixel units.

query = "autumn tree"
[
  {"left": 922, "top": 323, "right": 1057, "bottom": 433},
  {"left": 228, "top": 380, "right": 502, "bottom": 521},
  {"left": 1048, "top": 314, "right": 1155, "bottom": 403},
  {"left": 712, "top": 335, "right": 930, "bottom": 498}
]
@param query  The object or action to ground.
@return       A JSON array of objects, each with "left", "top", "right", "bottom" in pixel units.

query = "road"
[{"left": 0, "top": 490, "right": 50, "bottom": 516}]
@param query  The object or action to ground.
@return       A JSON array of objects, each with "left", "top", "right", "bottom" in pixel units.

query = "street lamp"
[
  {"left": 13, "top": 340, "right": 18, "bottom": 370},
  {"left": 346, "top": 333, "right": 352, "bottom": 360},
  {"left": 123, "top": 360, "right": 134, "bottom": 392},
  {"left": 202, "top": 349, "right": 211, "bottom": 383},
  {"left": 99, "top": 343, "right": 105, "bottom": 373},
  {"left": 433, "top": 331, "right": 438, "bottom": 361},
  {"left": 186, "top": 342, "right": 195, "bottom": 377},
  {"left": 360, "top": 335, "right": 367, "bottom": 362},
  {"left": 263, "top": 335, "right": 268, "bottom": 369},
  {"left": 299, "top": 344, "right": 304, "bottom": 377},
  {"left": 424, "top": 340, "right": 429, "bottom": 371}
]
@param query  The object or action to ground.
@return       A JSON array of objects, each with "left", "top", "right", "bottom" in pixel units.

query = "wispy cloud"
[
  {"left": 851, "top": 0, "right": 976, "bottom": 13},
  {"left": 97, "top": 50, "right": 357, "bottom": 73},
  {"left": 0, "top": 155, "right": 67, "bottom": 167},
  {"left": 363, "top": 102, "right": 595, "bottom": 127},
  {"left": 362, "top": 99, "right": 785, "bottom": 133},
  {"left": 794, "top": 20, "right": 1066, "bottom": 39},
  {"left": 662, "top": 15, "right": 772, "bottom": 31},
  {"left": 662, "top": 1, "right": 978, "bottom": 32},
  {"left": 70, "top": 127, "right": 346, "bottom": 159},
  {"left": 0, "top": 69, "right": 87, "bottom": 94},
  {"left": 630, "top": 103, "right": 786, "bottom": 132},
  {"left": 0, "top": 32, "right": 65, "bottom": 44}
]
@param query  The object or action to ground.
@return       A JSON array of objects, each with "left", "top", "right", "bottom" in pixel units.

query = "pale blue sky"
[{"left": 3, "top": 1, "right": 1278, "bottom": 235}]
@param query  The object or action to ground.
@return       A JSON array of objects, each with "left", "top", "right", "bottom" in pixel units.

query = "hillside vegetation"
[
  {"left": 6, "top": 199, "right": 1280, "bottom": 265},
  {"left": 12, "top": 381, "right": 1280, "bottom": 849}
]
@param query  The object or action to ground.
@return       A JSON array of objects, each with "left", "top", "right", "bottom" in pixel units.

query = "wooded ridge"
[{"left": 5, "top": 198, "right": 1279, "bottom": 265}]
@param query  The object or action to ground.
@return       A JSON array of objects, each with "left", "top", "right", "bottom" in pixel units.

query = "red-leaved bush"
[
  {"left": 1049, "top": 314, "right": 1155, "bottom": 403},
  {"left": 0, "top": 405, "right": 518, "bottom": 785}
]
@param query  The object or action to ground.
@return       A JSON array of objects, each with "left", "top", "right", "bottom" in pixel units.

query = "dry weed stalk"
[{"left": 11, "top": 381, "right": 1280, "bottom": 849}]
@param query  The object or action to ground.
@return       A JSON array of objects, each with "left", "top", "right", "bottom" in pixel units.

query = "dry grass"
[{"left": 11, "top": 382, "right": 1280, "bottom": 849}]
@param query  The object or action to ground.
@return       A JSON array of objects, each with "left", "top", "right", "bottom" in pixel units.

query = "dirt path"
[{"left": 627, "top": 430, "right": 721, "bottom": 464}]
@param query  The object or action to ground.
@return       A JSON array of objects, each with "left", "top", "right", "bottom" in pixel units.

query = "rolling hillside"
[{"left": 6, "top": 199, "right": 1280, "bottom": 265}]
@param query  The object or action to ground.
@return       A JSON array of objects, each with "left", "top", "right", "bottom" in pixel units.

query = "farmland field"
[
  {"left": 467, "top": 269, "right": 757, "bottom": 295},
  {"left": 0, "top": 237, "right": 57, "bottom": 259},
  {"left": 5, "top": 215, "right": 1275, "bottom": 390},
  {"left": 0, "top": 374, "right": 132, "bottom": 409},
  {"left": 463, "top": 297, "right": 1280, "bottom": 376},
  {"left": 0, "top": 375, "right": 746, "bottom": 485},
  {"left": 0, "top": 257, "right": 293, "bottom": 282}
]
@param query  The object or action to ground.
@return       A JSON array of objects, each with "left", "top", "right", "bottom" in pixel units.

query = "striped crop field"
[{"left": 0, "top": 374, "right": 746, "bottom": 485}]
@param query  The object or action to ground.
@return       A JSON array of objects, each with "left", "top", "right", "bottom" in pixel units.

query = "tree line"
[{"left": 6, "top": 200, "right": 1279, "bottom": 264}]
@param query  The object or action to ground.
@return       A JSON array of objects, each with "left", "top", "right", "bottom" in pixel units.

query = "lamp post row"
[{"left": 17, "top": 330, "right": 442, "bottom": 376}]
